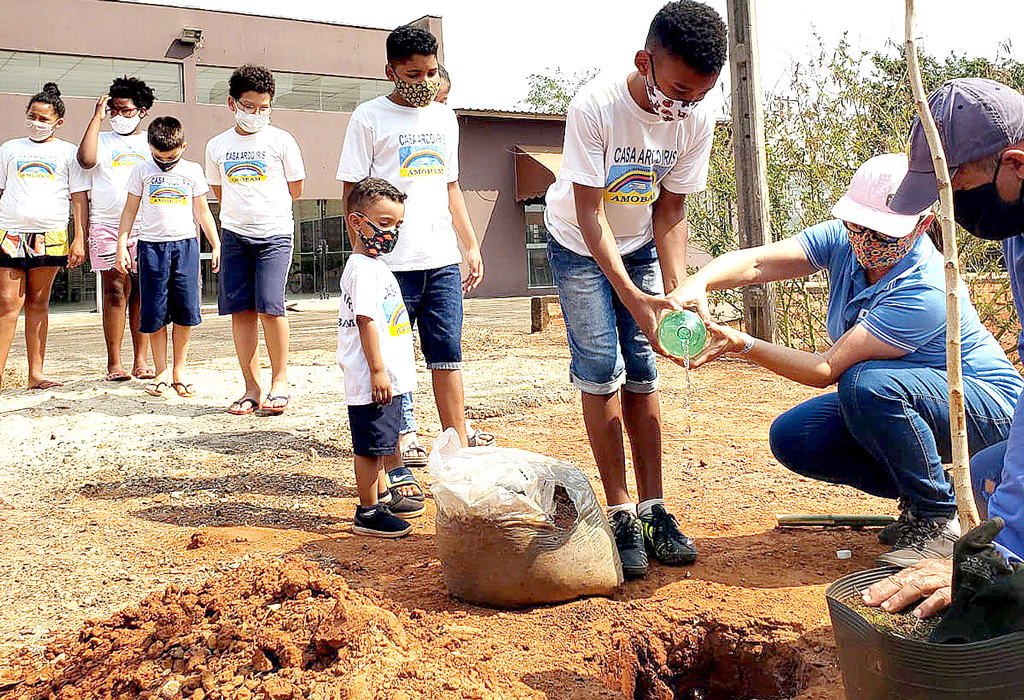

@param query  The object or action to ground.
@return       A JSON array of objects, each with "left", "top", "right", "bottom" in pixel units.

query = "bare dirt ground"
[{"left": 0, "top": 298, "right": 897, "bottom": 700}]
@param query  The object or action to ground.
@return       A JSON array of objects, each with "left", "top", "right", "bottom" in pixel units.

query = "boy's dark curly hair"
[
  {"left": 347, "top": 177, "right": 407, "bottom": 213},
  {"left": 108, "top": 76, "right": 155, "bottom": 110},
  {"left": 148, "top": 116, "right": 185, "bottom": 151},
  {"left": 386, "top": 24, "right": 438, "bottom": 63},
  {"left": 28, "top": 82, "right": 65, "bottom": 118},
  {"left": 229, "top": 64, "right": 275, "bottom": 100},
  {"left": 647, "top": 1, "right": 728, "bottom": 75}
]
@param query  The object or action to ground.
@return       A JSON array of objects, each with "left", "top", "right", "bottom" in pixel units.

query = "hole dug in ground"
[{"left": 602, "top": 616, "right": 810, "bottom": 700}]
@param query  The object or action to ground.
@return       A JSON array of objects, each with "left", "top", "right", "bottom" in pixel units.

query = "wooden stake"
[{"left": 905, "top": 0, "right": 981, "bottom": 530}]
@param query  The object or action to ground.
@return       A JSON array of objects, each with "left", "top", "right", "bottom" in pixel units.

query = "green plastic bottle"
[{"left": 657, "top": 310, "right": 707, "bottom": 360}]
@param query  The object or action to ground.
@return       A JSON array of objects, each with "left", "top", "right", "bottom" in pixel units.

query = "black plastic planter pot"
[{"left": 826, "top": 566, "right": 1024, "bottom": 699}]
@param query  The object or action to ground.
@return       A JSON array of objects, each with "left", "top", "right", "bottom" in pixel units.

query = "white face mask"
[
  {"left": 234, "top": 109, "right": 270, "bottom": 133},
  {"left": 109, "top": 114, "right": 141, "bottom": 135},
  {"left": 644, "top": 56, "right": 699, "bottom": 122},
  {"left": 25, "top": 118, "right": 55, "bottom": 141}
]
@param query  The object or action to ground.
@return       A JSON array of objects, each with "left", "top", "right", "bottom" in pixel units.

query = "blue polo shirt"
[{"left": 795, "top": 219, "right": 1023, "bottom": 412}]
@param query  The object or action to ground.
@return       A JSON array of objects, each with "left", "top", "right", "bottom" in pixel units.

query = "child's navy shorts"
[
  {"left": 138, "top": 238, "right": 202, "bottom": 334},
  {"left": 217, "top": 229, "right": 292, "bottom": 317},
  {"left": 348, "top": 399, "right": 402, "bottom": 457}
]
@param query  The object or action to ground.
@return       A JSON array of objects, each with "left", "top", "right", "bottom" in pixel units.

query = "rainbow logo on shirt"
[
  {"left": 17, "top": 160, "right": 56, "bottom": 179},
  {"left": 383, "top": 298, "right": 411, "bottom": 337},
  {"left": 149, "top": 183, "right": 188, "bottom": 205},
  {"left": 399, "top": 146, "right": 445, "bottom": 177},
  {"left": 225, "top": 160, "right": 267, "bottom": 183},
  {"left": 604, "top": 165, "right": 655, "bottom": 205},
  {"left": 111, "top": 151, "right": 146, "bottom": 167}
]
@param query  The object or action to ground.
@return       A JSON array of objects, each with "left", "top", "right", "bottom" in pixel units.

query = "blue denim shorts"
[
  {"left": 547, "top": 237, "right": 662, "bottom": 395},
  {"left": 394, "top": 264, "right": 463, "bottom": 370},
  {"left": 138, "top": 238, "right": 202, "bottom": 334},
  {"left": 217, "top": 229, "right": 292, "bottom": 317}
]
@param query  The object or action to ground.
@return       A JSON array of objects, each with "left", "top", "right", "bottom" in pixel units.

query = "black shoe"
[
  {"left": 353, "top": 505, "right": 412, "bottom": 539},
  {"left": 640, "top": 505, "right": 698, "bottom": 565},
  {"left": 610, "top": 510, "right": 648, "bottom": 579}
]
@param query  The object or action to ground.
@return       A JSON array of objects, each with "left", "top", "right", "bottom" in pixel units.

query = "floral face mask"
[
  {"left": 845, "top": 222, "right": 918, "bottom": 270},
  {"left": 392, "top": 72, "right": 440, "bottom": 108}
]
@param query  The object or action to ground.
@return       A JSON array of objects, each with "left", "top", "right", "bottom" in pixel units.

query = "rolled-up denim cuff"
[
  {"left": 570, "top": 370, "right": 625, "bottom": 396},
  {"left": 427, "top": 361, "right": 462, "bottom": 370},
  {"left": 623, "top": 375, "right": 659, "bottom": 394}
]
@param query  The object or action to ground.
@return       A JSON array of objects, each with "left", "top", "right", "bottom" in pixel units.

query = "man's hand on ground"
[{"left": 861, "top": 558, "right": 953, "bottom": 619}]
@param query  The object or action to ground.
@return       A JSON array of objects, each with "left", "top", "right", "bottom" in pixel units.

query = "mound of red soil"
[{"left": 3, "top": 558, "right": 540, "bottom": 700}]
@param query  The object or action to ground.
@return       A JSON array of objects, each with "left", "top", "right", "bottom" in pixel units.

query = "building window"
[
  {"left": 196, "top": 65, "right": 392, "bottom": 112},
  {"left": 0, "top": 51, "right": 183, "bottom": 102},
  {"left": 525, "top": 203, "right": 554, "bottom": 288}
]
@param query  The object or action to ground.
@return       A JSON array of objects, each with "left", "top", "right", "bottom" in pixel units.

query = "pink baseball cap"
[{"left": 830, "top": 153, "right": 931, "bottom": 238}]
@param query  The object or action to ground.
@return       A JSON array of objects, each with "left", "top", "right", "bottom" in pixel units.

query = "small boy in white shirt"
[
  {"left": 116, "top": 117, "right": 220, "bottom": 398},
  {"left": 338, "top": 177, "right": 424, "bottom": 538}
]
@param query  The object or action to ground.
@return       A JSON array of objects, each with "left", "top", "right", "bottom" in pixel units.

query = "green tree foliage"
[{"left": 521, "top": 68, "right": 600, "bottom": 114}]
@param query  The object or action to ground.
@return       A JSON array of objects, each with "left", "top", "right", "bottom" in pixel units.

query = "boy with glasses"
[
  {"left": 205, "top": 64, "right": 306, "bottom": 415},
  {"left": 76, "top": 76, "right": 156, "bottom": 382}
]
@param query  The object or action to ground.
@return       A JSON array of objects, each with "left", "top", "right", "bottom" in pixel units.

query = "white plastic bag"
[{"left": 429, "top": 429, "right": 623, "bottom": 607}]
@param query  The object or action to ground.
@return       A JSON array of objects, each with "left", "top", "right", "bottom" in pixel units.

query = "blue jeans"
[
  {"left": 394, "top": 264, "right": 463, "bottom": 370},
  {"left": 970, "top": 385, "right": 1024, "bottom": 558},
  {"left": 399, "top": 392, "right": 416, "bottom": 435},
  {"left": 770, "top": 360, "right": 1013, "bottom": 518},
  {"left": 547, "top": 237, "right": 662, "bottom": 395}
]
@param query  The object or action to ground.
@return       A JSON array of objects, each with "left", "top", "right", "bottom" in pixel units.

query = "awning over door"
[{"left": 514, "top": 145, "right": 563, "bottom": 201}]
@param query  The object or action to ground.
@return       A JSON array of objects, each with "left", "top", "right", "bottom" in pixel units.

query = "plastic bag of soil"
[{"left": 428, "top": 428, "right": 623, "bottom": 607}]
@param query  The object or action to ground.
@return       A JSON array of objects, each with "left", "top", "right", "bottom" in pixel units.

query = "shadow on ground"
[
  {"left": 130, "top": 502, "right": 347, "bottom": 532},
  {"left": 154, "top": 430, "right": 349, "bottom": 456},
  {"left": 80, "top": 471, "right": 356, "bottom": 500}
]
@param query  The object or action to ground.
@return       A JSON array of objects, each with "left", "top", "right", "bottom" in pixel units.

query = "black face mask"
[
  {"left": 154, "top": 157, "right": 180, "bottom": 172},
  {"left": 953, "top": 157, "right": 1024, "bottom": 241}
]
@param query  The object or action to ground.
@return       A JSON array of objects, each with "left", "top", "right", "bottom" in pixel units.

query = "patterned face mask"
[
  {"left": 356, "top": 214, "right": 399, "bottom": 257},
  {"left": 392, "top": 73, "right": 440, "bottom": 108},
  {"left": 845, "top": 223, "right": 918, "bottom": 270},
  {"left": 644, "top": 53, "right": 699, "bottom": 122}
]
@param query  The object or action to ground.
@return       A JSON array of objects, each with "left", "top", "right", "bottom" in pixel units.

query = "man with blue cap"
[{"left": 863, "top": 78, "right": 1024, "bottom": 625}]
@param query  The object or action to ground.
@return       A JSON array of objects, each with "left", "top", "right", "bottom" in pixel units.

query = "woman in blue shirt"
[{"left": 673, "top": 154, "right": 1023, "bottom": 568}]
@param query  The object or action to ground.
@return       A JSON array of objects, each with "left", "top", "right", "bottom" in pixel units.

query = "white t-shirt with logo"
[
  {"left": 336, "top": 96, "right": 461, "bottom": 272},
  {"left": 87, "top": 131, "right": 150, "bottom": 227},
  {"left": 544, "top": 78, "right": 715, "bottom": 257},
  {"left": 337, "top": 254, "right": 417, "bottom": 406},
  {"left": 0, "top": 138, "right": 89, "bottom": 231},
  {"left": 205, "top": 125, "right": 305, "bottom": 240},
  {"left": 126, "top": 159, "right": 209, "bottom": 243}
]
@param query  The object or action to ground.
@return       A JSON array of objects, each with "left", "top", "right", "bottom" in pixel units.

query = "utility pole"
[{"left": 727, "top": 0, "right": 776, "bottom": 341}]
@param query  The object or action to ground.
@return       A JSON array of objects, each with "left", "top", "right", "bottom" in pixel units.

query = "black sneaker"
[
  {"left": 640, "top": 505, "right": 698, "bottom": 565},
  {"left": 353, "top": 505, "right": 412, "bottom": 539},
  {"left": 610, "top": 510, "right": 648, "bottom": 579}
]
